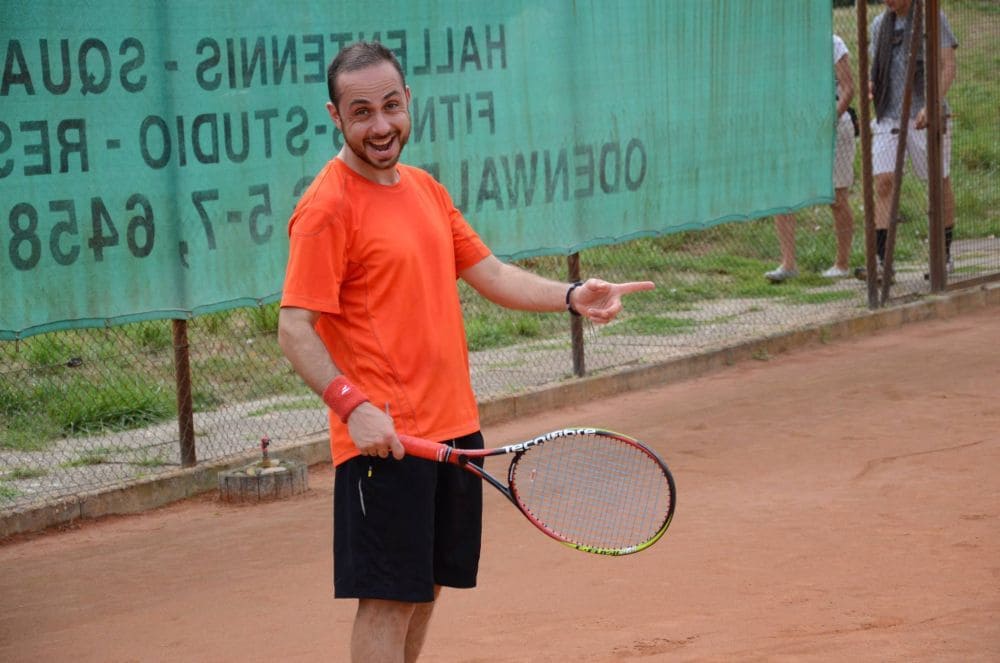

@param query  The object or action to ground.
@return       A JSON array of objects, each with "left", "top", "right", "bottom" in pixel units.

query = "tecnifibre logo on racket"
[{"left": 502, "top": 427, "right": 597, "bottom": 453}]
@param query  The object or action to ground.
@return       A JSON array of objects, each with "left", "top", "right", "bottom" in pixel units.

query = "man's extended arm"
[{"left": 459, "top": 254, "right": 654, "bottom": 324}]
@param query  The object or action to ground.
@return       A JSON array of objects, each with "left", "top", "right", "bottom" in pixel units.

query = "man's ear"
[{"left": 326, "top": 101, "right": 342, "bottom": 131}]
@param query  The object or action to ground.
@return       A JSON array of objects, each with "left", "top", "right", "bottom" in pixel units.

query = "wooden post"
[
  {"left": 925, "top": 0, "right": 946, "bottom": 292},
  {"left": 880, "top": 0, "right": 924, "bottom": 306},
  {"left": 856, "top": 0, "right": 879, "bottom": 309},
  {"left": 172, "top": 319, "right": 197, "bottom": 467}
]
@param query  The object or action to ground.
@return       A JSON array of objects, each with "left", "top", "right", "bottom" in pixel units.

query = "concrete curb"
[{"left": 2, "top": 282, "right": 997, "bottom": 539}]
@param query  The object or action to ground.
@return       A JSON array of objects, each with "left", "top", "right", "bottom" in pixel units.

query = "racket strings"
[
  {"left": 510, "top": 433, "right": 673, "bottom": 552},
  {"left": 522, "top": 442, "right": 665, "bottom": 549}
]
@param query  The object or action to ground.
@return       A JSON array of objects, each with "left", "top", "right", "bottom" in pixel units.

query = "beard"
[{"left": 344, "top": 127, "right": 410, "bottom": 172}]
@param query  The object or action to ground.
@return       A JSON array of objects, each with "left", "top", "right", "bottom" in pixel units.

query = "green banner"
[{"left": 1, "top": 1, "right": 832, "bottom": 339}]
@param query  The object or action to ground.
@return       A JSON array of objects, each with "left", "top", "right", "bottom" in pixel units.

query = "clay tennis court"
[{"left": 1, "top": 306, "right": 998, "bottom": 662}]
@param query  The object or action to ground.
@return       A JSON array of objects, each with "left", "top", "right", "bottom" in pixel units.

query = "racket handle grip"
[{"left": 398, "top": 434, "right": 453, "bottom": 463}]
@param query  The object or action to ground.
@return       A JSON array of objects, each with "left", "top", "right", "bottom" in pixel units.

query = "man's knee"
[
  {"left": 357, "top": 598, "right": 419, "bottom": 626},
  {"left": 874, "top": 174, "right": 894, "bottom": 199}
]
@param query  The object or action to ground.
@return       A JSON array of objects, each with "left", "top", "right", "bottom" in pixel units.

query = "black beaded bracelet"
[{"left": 565, "top": 280, "right": 584, "bottom": 317}]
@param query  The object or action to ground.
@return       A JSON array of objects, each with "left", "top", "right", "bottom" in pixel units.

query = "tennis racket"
[{"left": 399, "top": 427, "right": 675, "bottom": 556}]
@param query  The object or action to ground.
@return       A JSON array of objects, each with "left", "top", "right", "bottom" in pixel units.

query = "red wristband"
[{"left": 322, "top": 376, "right": 370, "bottom": 424}]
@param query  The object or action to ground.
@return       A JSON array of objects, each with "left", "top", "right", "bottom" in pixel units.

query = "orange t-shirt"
[{"left": 281, "top": 159, "right": 491, "bottom": 465}]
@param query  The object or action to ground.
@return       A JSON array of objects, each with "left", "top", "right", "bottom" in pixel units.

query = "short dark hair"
[{"left": 327, "top": 41, "right": 406, "bottom": 107}]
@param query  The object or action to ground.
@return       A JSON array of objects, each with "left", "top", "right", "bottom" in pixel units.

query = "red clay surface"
[{"left": 2, "top": 308, "right": 999, "bottom": 662}]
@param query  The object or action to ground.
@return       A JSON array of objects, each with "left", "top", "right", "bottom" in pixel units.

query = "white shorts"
[
  {"left": 833, "top": 113, "right": 856, "bottom": 190},
  {"left": 871, "top": 116, "right": 952, "bottom": 180}
]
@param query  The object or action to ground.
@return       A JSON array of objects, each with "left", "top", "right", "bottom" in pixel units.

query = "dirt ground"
[{"left": 1, "top": 307, "right": 998, "bottom": 662}]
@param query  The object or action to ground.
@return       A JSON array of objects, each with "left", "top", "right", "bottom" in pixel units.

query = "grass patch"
[
  {"left": 62, "top": 453, "right": 111, "bottom": 468},
  {"left": 610, "top": 315, "right": 697, "bottom": 336},
  {"left": 248, "top": 398, "right": 319, "bottom": 417},
  {"left": 21, "top": 332, "right": 84, "bottom": 368},
  {"left": 52, "top": 378, "right": 174, "bottom": 437},
  {"left": 61, "top": 445, "right": 134, "bottom": 468},
  {"left": 1, "top": 314, "right": 315, "bottom": 449},
  {"left": 0, "top": 483, "right": 19, "bottom": 500},
  {"left": 246, "top": 303, "right": 280, "bottom": 335},
  {"left": 131, "top": 455, "right": 169, "bottom": 468},
  {"left": 785, "top": 289, "right": 858, "bottom": 305},
  {"left": 191, "top": 353, "right": 306, "bottom": 407},
  {"left": 135, "top": 323, "right": 173, "bottom": 352},
  {"left": 198, "top": 309, "right": 236, "bottom": 336},
  {"left": 0, "top": 374, "right": 174, "bottom": 452},
  {"left": 465, "top": 313, "right": 547, "bottom": 351},
  {"left": 3, "top": 466, "right": 47, "bottom": 480},
  {"left": 0, "top": 420, "right": 63, "bottom": 452}
]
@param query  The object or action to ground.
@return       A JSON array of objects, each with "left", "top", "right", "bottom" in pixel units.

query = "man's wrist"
[
  {"left": 565, "top": 281, "right": 584, "bottom": 317},
  {"left": 322, "top": 376, "right": 371, "bottom": 423}
]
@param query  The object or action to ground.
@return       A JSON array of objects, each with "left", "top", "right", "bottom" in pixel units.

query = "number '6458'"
[{"left": 7, "top": 195, "right": 154, "bottom": 270}]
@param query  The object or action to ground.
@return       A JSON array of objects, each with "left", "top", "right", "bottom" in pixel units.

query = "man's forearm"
[
  {"left": 940, "top": 66, "right": 956, "bottom": 102},
  {"left": 277, "top": 307, "right": 339, "bottom": 394},
  {"left": 940, "top": 48, "right": 957, "bottom": 104},
  {"left": 461, "top": 255, "right": 571, "bottom": 313}
]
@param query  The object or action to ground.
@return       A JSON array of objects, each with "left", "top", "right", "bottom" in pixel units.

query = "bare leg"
[
  {"left": 830, "top": 188, "right": 854, "bottom": 270},
  {"left": 404, "top": 587, "right": 441, "bottom": 663},
  {"left": 873, "top": 173, "right": 894, "bottom": 231},
  {"left": 774, "top": 214, "right": 797, "bottom": 271},
  {"left": 942, "top": 176, "right": 954, "bottom": 231},
  {"left": 352, "top": 598, "right": 417, "bottom": 663}
]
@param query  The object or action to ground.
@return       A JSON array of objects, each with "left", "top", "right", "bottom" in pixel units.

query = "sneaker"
[
  {"left": 821, "top": 266, "right": 850, "bottom": 279},
  {"left": 765, "top": 266, "right": 798, "bottom": 283}
]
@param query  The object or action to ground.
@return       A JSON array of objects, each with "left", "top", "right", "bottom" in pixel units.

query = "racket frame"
[{"left": 399, "top": 427, "right": 676, "bottom": 556}]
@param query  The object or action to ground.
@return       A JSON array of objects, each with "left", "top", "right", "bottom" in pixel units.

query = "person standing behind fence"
[
  {"left": 868, "top": 0, "right": 958, "bottom": 276},
  {"left": 277, "top": 41, "right": 653, "bottom": 663},
  {"left": 765, "top": 34, "right": 858, "bottom": 283}
]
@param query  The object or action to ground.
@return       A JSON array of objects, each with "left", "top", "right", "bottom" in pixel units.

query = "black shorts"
[{"left": 333, "top": 431, "right": 484, "bottom": 603}]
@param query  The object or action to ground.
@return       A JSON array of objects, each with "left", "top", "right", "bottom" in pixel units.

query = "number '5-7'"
[
  {"left": 191, "top": 185, "right": 273, "bottom": 250},
  {"left": 7, "top": 195, "right": 154, "bottom": 271}
]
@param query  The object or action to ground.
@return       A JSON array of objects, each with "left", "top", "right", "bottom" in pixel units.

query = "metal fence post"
[
  {"left": 925, "top": 0, "right": 946, "bottom": 292},
  {"left": 880, "top": 0, "right": 924, "bottom": 306},
  {"left": 172, "top": 319, "right": 197, "bottom": 467},
  {"left": 856, "top": 0, "right": 879, "bottom": 309}
]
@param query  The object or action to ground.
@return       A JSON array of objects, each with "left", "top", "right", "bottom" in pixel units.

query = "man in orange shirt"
[{"left": 278, "top": 41, "right": 653, "bottom": 662}]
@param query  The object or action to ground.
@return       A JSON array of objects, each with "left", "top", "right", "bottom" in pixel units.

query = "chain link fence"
[
  {"left": 2, "top": 0, "right": 997, "bottom": 515},
  {"left": 856, "top": 0, "right": 999, "bottom": 294}
]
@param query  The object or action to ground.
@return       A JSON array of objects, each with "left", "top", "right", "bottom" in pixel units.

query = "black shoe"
[
  {"left": 855, "top": 264, "right": 894, "bottom": 284},
  {"left": 924, "top": 257, "right": 955, "bottom": 280}
]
